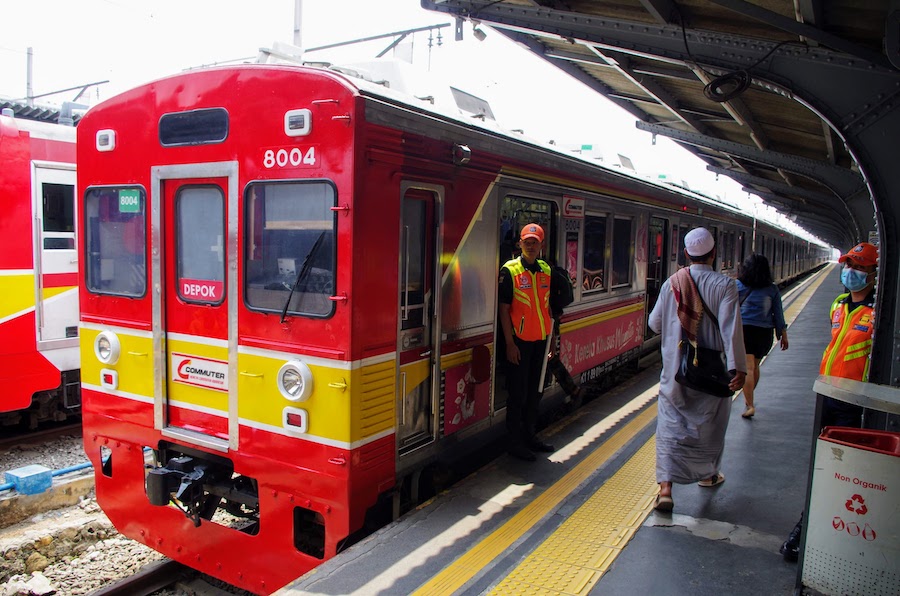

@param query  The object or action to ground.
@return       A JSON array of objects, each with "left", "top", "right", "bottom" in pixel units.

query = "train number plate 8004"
[{"left": 262, "top": 146, "right": 318, "bottom": 169}]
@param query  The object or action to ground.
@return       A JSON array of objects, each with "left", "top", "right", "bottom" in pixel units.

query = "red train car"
[
  {"left": 76, "top": 60, "right": 827, "bottom": 593},
  {"left": 0, "top": 113, "right": 80, "bottom": 428}
]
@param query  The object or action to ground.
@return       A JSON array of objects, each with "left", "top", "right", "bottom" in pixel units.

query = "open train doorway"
[{"left": 494, "top": 195, "right": 556, "bottom": 412}]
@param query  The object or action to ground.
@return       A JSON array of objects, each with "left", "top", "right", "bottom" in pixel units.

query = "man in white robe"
[{"left": 648, "top": 227, "right": 746, "bottom": 512}]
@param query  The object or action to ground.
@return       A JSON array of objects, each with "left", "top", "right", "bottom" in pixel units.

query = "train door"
[
  {"left": 156, "top": 166, "right": 236, "bottom": 449},
  {"left": 397, "top": 185, "right": 441, "bottom": 454},
  {"left": 645, "top": 217, "right": 668, "bottom": 338},
  {"left": 34, "top": 165, "right": 78, "bottom": 345}
]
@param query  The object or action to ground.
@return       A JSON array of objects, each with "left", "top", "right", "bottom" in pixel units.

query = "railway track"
[
  {"left": 92, "top": 559, "right": 188, "bottom": 595},
  {"left": 93, "top": 559, "right": 254, "bottom": 595},
  {"left": 0, "top": 421, "right": 82, "bottom": 452}
]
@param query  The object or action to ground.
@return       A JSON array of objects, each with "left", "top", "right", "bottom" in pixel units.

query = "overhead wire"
[{"left": 673, "top": 5, "right": 805, "bottom": 102}]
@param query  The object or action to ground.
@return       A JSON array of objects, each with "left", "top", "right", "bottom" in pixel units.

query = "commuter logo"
[{"left": 171, "top": 353, "right": 229, "bottom": 391}]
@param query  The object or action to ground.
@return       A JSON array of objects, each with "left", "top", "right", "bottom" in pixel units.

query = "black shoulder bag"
[{"left": 675, "top": 274, "right": 734, "bottom": 398}]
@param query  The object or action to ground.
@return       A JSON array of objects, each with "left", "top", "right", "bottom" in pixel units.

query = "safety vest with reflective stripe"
[
  {"left": 820, "top": 293, "right": 875, "bottom": 382},
  {"left": 503, "top": 258, "right": 552, "bottom": 342}
]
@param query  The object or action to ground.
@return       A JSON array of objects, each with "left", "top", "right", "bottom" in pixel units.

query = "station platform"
[{"left": 278, "top": 264, "right": 841, "bottom": 596}]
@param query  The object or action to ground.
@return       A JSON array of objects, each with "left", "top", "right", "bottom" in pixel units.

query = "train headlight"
[
  {"left": 94, "top": 331, "right": 121, "bottom": 365},
  {"left": 277, "top": 360, "right": 313, "bottom": 401}
]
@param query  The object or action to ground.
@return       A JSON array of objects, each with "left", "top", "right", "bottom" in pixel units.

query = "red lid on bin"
[{"left": 820, "top": 427, "right": 900, "bottom": 457}]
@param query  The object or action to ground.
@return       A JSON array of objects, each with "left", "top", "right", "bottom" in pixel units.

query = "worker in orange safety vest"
[
  {"left": 781, "top": 240, "right": 879, "bottom": 563},
  {"left": 499, "top": 223, "right": 557, "bottom": 461},
  {"left": 819, "top": 241, "right": 879, "bottom": 424}
]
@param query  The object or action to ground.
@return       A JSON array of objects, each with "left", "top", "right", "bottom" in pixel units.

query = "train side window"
[
  {"left": 611, "top": 216, "right": 632, "bottom": 287},
  {"left": 176, "top": 186, "right": 224, "bottom": 305},
  {"left": 244, "top": 181, "right": 336, "bottom": 318},
  {"left": 42, "top": 182, "right": 75, "bottom": 249},
  {"left": 582, "top": 214, "right": 607, "bottom": 292},
  {"left": 84, "top": 187, "right": 147, "bottom": 297}
]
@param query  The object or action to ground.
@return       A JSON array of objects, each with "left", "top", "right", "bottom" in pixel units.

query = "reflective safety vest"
[
  {"left": 820, "top": 293, "right": 875, "bottom": 382},
  {"left": 503, "top": 258, "right": 552, "bottom": 342}
]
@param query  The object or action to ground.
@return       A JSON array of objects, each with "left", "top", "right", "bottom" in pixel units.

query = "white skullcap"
[{"left": 684, "top": 227, "right": 715, "bottom": 256}]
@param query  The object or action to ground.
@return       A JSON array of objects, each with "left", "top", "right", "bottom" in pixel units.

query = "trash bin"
[{"left": 802, "top": 427, "right": 900, "bottom": 595}]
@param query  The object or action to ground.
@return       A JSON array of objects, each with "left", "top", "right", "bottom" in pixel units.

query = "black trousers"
[{"left": 505, "top": 336, "right": 548, "bottom": 444}]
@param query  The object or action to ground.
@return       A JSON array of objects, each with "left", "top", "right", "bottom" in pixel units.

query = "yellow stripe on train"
[
  {"left": 80, "top": 325, "right": 397, "bottom": 445},
  {"left": 560, "top": 301, "right": 645, "bottom": 334},
  {"left": 80, "top": 326, "right": 156, "bottom": 398},
  {"left": 41, "top": 286, "right": 76, "bottom": 301},
  {"left": 237, "top": 351, "right": 396, "bottom": 444},
  {"left": 0, "top": 273, "right": 35, "bottom": 320}
]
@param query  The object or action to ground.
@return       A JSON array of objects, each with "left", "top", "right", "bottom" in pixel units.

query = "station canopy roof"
[
  {"left": 423, "top": 0, "right": 896, "bottom": 249},
  {"left": 0, "top": 99, "right": 82, "bottom": 126}
]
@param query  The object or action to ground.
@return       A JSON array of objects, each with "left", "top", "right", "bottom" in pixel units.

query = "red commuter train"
[
  {"left": 75, "top": 59, "right": 828, "bottom": 593},
  {"left": 0, "top": 112, "right": 80, "bottom": 429}
]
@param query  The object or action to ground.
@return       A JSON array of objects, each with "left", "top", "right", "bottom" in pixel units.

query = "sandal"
[
  {"left": 654, "top": 494, "right": 674, "bottom": 512},
  {"left": 698, "top": 472, "right": 725, "bottom": 488},
  {"left": 742, "top": 406, "right": 755, "bottom": 418}
]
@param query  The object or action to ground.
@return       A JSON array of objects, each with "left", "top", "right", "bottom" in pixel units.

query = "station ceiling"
[{"left": 422, "top": 0, "right": 897, "bottom": 250}]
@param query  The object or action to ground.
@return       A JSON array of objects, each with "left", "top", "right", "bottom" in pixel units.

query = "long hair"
[{"left": 738, "top": 254, "right": 773, "bottom": 288}]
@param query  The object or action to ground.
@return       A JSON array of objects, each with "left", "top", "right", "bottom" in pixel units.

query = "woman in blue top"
[{"left": 736, "top": 254, "right": 789, "bottom": 418}]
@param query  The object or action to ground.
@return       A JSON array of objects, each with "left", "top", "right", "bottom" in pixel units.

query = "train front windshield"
[
  {"left": 84, "top": 187, "right": 147, "bottom": 298},
  {"left": 244, "top": 181, "right": 336, "bottom": 318}
]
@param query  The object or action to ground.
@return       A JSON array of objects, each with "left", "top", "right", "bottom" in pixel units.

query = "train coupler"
[{"left": 146, "top": 456, "right": 210, "bottom": 526}]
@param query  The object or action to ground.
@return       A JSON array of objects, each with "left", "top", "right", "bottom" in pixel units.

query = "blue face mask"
[{"left": 841, "top": 267, "right": 871, "bottom": 292}]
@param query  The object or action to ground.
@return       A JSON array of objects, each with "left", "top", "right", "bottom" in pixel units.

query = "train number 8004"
[{"left": 263, "top": 146, "right": 317, "bottom": 169}]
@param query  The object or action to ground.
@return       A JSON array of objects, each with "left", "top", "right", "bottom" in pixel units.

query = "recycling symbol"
[{"left": 845, "top": 494, "right": 868, "bottom": 515}]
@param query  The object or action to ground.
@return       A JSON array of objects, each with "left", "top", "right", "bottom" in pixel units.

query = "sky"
[{"left": 0, "top": 0, "right": 824, "bottom": 244}]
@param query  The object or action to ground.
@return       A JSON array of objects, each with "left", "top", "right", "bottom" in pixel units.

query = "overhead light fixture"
[{"left": 472, "top": 22, "right": 487, "bottom": 41}]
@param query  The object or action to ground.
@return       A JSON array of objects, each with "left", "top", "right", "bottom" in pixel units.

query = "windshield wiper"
[{"left": 280, "top": 230, "right": 327, "bottom": 323}]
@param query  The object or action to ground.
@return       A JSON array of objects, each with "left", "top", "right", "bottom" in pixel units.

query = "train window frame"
[
  {"left": 499, "top": 194, "right": 557, "bottom": 264},
  {"left": 581, "top": 213, "right": 608, "bottom": 294},
  {"left": 83, "top": 185, "right": 148, "bottom": 298},
  {"left": 41, "top": 181, "right": 76, "bottom": 250},
  {"left": 610, "top": 216, "right": 633, "bottom": 288},
  {"left": 676, "top": 224, "right": 691, "bottom": 268},
  {"left": 158, "top": 107, "right": 229, "bottom": 147},
  {"left": 175, "top": 185, "right": 226, "bottom": 306},
  {"left": 243, "top": 179, "right": 337, "bottom": 320},
  {"left": 670, "top": 224, "right": 679, "bottom": 262}
]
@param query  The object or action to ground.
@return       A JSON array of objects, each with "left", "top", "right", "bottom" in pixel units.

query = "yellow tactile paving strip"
[
  {"left": 412, "top": 405, "right": 658, "bottom": 596},
  {"left": 782, "top": 263, "right": 833, "bottom": 326},
  {"left": 489, "top": 439, "right": 658, "bottom": 595}
]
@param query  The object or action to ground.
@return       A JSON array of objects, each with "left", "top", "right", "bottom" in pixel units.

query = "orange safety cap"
[
  {"left": 520, "top": 223, "right": 545, "bottom": 242},
  {"left": 838, "top": 242, "right": 878, "bottom": 267}
]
